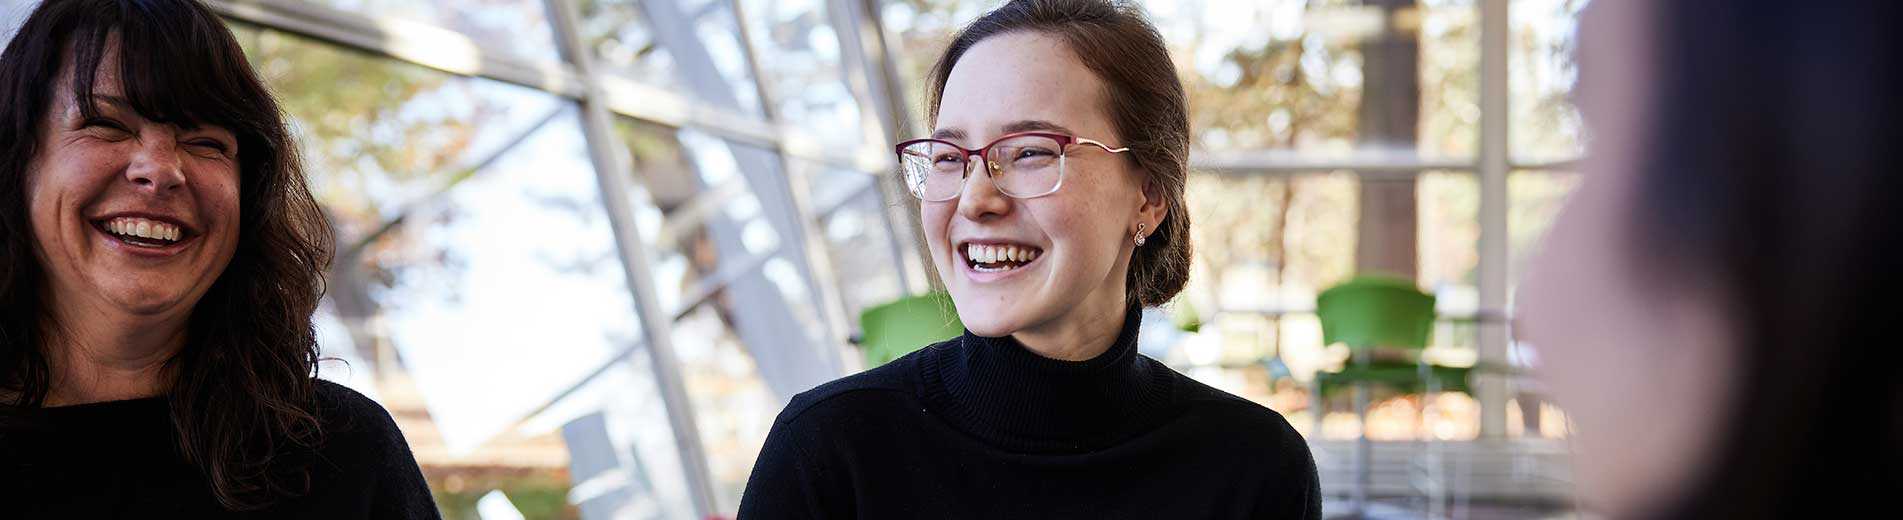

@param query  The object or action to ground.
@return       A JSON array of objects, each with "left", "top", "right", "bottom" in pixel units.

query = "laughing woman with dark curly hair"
[{"left": 0, "top": 1, "right": 438, "bottom": 518}]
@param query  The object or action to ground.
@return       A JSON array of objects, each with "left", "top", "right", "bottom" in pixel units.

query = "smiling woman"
[
  {"left": 737, "top": 1, "right": 1318, "bottom": 518},
  {"left": 0, "top": 1, "right": 436, "bottom": 518}
]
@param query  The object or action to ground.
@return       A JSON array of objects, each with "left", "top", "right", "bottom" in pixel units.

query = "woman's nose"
[
  {"left": 956, "top": 159, "right": 1012, "bottom": 220},
  {"left": 125, "top": 131, "right": 187, "bottom": 193}
]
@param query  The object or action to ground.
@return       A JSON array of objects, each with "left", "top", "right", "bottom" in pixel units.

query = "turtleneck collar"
[{"left": 919, "top": 304, "right": 1174, "bottom": 454}]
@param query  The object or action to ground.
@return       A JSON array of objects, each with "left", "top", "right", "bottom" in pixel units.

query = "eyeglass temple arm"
[{"left": 1073, "top": 136, "right": 1130, "bottom": 153}]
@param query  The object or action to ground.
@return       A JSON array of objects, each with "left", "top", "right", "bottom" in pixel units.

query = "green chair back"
[
  {"left": 859, "top": 292, "right": 963, "bottom": 367},
  {"left": 1316, "top": 276, "right": 1436, "bottom": 350},
  {"left": 1316, "top": 361, "right": 1473, "bottom": 398}
]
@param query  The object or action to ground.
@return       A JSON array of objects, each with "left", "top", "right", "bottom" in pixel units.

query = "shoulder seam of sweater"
[
  {"left": 777, "top": 339, "right": 954, "bottom": 425},
  {"left": 1163, "top": 367, "right": 1305, "bottom": 433}
]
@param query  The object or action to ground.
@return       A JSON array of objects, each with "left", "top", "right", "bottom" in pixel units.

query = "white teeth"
[
  {"left": 104, "top": 217, "right": 182, "bottom": 243},
  {"left": 965, "top": 242, "right": 1041, "bottom": 267}
]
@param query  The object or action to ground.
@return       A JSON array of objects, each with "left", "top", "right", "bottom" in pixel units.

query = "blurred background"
[{"left": 2, "top": 0, "right": 1588, "bottom": 518}]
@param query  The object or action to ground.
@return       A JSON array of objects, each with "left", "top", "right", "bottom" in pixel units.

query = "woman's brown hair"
[
  {"left": 0, "top": 0, "right": 334, "bottom": 510},
  {"left": 1622, "top": 0, "right": 1900, "bottom": 517},
  {"left": 926, "top": 0, "right": 1192, "bottom": 308}
]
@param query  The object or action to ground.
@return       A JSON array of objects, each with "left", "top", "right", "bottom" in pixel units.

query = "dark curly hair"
[
  {"left": 0, "top": 0, "right": 334, "bottom": 510},
  {"left": 926, "top": 0, "right": 1193, "bottom": 308}
]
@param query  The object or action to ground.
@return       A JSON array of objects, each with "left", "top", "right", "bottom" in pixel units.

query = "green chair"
[
  {"left": 1313, "top": 277, "right": 1471, "bottom": 399},
  {"left": 857, "top": 292, "right": 963, "bottom": 368},
  {"left": 1312, "top": 276, "right": 1470, "bottom": 516}
]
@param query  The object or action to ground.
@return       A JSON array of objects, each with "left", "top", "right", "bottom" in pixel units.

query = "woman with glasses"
[{"left": 739, "top": 1, "right": 1318, "bottom": 517}]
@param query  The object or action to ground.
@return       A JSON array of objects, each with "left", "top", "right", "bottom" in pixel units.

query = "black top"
[
  {"left": 738, "top": 305, "right": 1320, "bottom": 519},
  {"left": 0, "top": 380, "right": 440, "bottom": 519}
]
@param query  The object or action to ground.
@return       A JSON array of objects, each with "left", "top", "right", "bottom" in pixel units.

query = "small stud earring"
[{"left": 1134, "top": 223, "right": 1147, "bottom": 247}]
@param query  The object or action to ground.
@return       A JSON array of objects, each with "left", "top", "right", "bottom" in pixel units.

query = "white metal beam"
[
  {"left": 208, "top": 0, "right": 883, "bottom": 174},
  {"left": 728, "top": 0, "right": 855, "bottom": 370},
  {"left": 542, "top": 0, "right": 722, "bottom": 516},
  {"left": 207, "top": 0, "right": 584, "bottom": 97},
  {"left": 1193, "top": 149, "right": 1470, "bottom": 176},
  {"left": 1477, "top": 0, "right": 1513, "bottom": 440}
]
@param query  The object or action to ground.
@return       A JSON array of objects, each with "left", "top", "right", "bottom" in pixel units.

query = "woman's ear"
[{"left": 1137, "top": 179, "right": 1169, "bottom": 234}]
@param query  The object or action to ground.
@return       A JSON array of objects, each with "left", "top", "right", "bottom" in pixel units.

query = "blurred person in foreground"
[
  {"left": 1519, "top": 0, "right": 1900, "bottom": 518},
  {"left": 738, "top": 1, "right": 1318, "bottom": 518},
  {"left": 0, "top": 1, "right": 438, "bottom": 517}
]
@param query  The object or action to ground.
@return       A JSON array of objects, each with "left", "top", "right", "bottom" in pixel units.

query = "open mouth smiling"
[
  {"left": 960, "top": 241, "right": 1045, "bottom": 273},
  {"left": 91, "top": 215, "right": 194, "bottom": 249}
]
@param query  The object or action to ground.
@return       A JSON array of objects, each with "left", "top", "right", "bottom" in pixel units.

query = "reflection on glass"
[
  {"left": 1511, "top": 0, "right": 1590, "bottom": 162},
  {"left": 587, "top": 0, "right": 764, "bottom": 115},
  {"left": 739, "top": 0, "right": 866, "bottom": 148},
  {"left": 617, "top": 117, "right": 840, "bottom": 513},
  {"left": 1172, "top": 0, "right": 1478, "bottom": 157},
  {"left": 885, "top": 0, "right": 1478, "bottom": 159},
  {"left": 376, "top": 108, "right": 642, "bottom": 453},
  {"left": 243, "top": 27, "right": 699, "bottom": 516},
  {"left": 525, "top": 354, "right": 697, "bottom": 520},
  {"left": 576, "top": 0, "right": 686, "bottom": 90},
  {"left": 806, "top": 166, "right": 904, "bottom": 329},
  {"left": 881, "top": 0, "right": 1016, "bottom": 122},
  {"left": 314, "top": 301, "right": 381, "bottom": 402},
  {"left": 1417, "top": 172, "right": 1478, "bottom": 308},
  {"left": 679, "top": 0, "right": 766, "bottom": 116},
  {"left": 1507, "top": 170, "right": 1580, "bottom": 291},
  {"left": 291, "top": 0, "right": 561, "bottom": 63},
  {"left": 669, "top": 305, "right": 778, "bottom": 514},
  {"left": 1185, "top": 173, "right": 1358, "bottom": 315},
  {"left": 617, "top": 119, "right": 778, "bottom": 313}
]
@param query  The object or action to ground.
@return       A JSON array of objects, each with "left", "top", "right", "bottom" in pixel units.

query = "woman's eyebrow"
[
  {"left": 71, "top": 93, "right": 135, "bottom": 121},
  {"left": 82, "top": 93, "right": 133, "bottom": 112},
  {"left": 930, "top": 120, "right": 1077, "bottom": 142},
  {"left": 1001, "top": 120, "right": 1073, "bottom": 135}
]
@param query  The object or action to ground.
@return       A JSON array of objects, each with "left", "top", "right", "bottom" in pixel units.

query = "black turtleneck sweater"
[
  {"left": 737, "top": 306, "right": 1320, "bottom": 519},
  {"left": 0, "top": 380, "right": 440, "bottom": 519}
]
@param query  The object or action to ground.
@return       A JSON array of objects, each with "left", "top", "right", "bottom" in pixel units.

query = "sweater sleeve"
[
  {"left": 318, "top": 381, "right": 442, "bottom": 520},
  {"left": 366, "top": 406, "right": 440, "bottom": 520},
  {"left": 1259, "top": 421, "right": 1322, "bottom": 520},
  {"left": 1290, "top": 439, "right": 1323, "bottom": 520},
  {"left": 736, "top": 414, "right": 826, "bottom": 520}
]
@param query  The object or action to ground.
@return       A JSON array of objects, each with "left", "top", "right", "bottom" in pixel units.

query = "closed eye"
[
  {"left": 187, "top": 139, "right": 231, "bottom": 154},
  {"left": 1015, "top": 147, "right": 1056, "bottom": 159},
  {"left": 82, "top": 118, "right": 131, "bottom": 136}
]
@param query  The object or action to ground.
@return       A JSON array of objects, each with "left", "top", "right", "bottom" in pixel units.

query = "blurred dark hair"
[
  {"left": 0, "top": 0, "right": 334, "bottom": 511},
  {"left": 926, "top": 0, "right": 1192, "bottom": 308},
  {"left": 1624, "top": 0, "right": 1902, "bottom": 517}
]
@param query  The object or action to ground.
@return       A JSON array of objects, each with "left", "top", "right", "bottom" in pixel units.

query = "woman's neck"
[
  {"left": 41, "top": 297, "right": 187, "bottom": 407},
  {"left": 1013, "top": 293, "right": 1129, "bottom": 361}
]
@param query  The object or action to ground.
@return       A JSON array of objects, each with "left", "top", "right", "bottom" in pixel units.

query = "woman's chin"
[
  {"left": 92, "top": 279, "right": 198, "bottom": 317},
  {"left": 960, "top": 321, "right": 1018, "bottom": 338},
  {"left": 951, "top": 304, "right": 1026, "bottom": 338}
]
